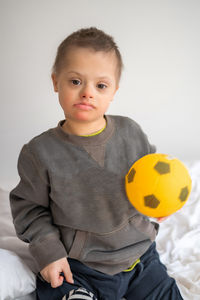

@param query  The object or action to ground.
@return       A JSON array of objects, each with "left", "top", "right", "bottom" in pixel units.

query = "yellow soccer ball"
[{"left": 125, "top": 153, "right": 192, "bottom": 217}]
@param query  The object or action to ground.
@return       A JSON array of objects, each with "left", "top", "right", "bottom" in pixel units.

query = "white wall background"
[{"left": 1, "top": 0, "right": 200, "bottom": 189}]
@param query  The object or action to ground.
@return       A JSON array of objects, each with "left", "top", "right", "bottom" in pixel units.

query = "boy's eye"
[
  {"left": 97, "top": 83, "right": 107, "bottom": 89},
  {"left": 71, "top": 79, "right": 81, "bottom": 85}
]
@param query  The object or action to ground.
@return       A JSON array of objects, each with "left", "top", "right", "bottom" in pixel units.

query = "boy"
[{"left": 10, "top": 27, "right": 183, "bottom": 299}]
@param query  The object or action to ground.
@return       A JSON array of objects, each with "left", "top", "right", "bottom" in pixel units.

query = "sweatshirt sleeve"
[
  {"left": 126, "top": 116, "right": 157, "bottom": 155},
  {"left": 9, "top": 144, "right": 67, "bottom": 271}
]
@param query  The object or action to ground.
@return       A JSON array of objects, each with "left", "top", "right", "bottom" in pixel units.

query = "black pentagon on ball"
[
  {"left": 127, "top": 168, "right": 136, "bottom": 183},
  {"left": 144, "top": 194, "right": 160, "bottom": 208},
  {"left": 179, "top": 186, "right": 189, "bottom": 202},
  {"left": 154, "top": 161, "right": 170, "bottom": 174}
]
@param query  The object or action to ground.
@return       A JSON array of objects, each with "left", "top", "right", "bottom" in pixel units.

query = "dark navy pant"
[{"left": 36, "top": 242, "right": 183, "bottom": 300}]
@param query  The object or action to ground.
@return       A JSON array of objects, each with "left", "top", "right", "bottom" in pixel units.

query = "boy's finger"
[
  {"left": 63, "top": 268, "right": 74, "bottom": 284},
  {"left": 156, "top": 216, "right": 168, "bottom": 222},
  {"left": 50, "top": 272, "right": 63, "bottom": 288}
]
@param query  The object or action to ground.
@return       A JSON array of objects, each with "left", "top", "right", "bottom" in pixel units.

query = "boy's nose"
[{"left": 80, "top": 84, "right": 94, "bottom": 100}]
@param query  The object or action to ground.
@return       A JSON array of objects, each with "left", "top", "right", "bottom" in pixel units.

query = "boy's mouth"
[{"left": 74, "top": 102, "right": 95, "bottom": 111}]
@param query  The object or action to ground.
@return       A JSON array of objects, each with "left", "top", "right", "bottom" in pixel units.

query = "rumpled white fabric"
[
  {"left": 0, "top": 188, "right": 37, "bottom": 300},
  {"left": 157, "top": 161, "right": 200, "bottom": 300},
  {"left": 0, "top": 249, "right": 36, "bottom": 300}
]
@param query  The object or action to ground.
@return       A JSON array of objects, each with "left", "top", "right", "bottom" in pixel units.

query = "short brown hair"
[{"left": 52, "top": 27, "right": 123, "bottom": 82}]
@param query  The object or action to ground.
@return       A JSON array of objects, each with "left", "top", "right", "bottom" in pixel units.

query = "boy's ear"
[{"left": 51, "top": 73, "right": 58, "bottom": 92}]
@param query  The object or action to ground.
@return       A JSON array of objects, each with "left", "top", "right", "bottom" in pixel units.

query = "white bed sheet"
[
  {"left": 0, "top": 249, "right": 36, "bottom": 300},
  {"left": 157, "top": 161, "right": 200, "bottom": 299},
  {"left": 0, "top": 161, "right": 199, "bottom": 299}
]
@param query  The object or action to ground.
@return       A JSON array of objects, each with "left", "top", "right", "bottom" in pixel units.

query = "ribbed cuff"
[{"left": 29, "top": 234, "right": 68, "bottom": 271}]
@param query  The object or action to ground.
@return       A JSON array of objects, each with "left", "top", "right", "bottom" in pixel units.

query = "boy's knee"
[{"left": 68, "top": 287, "right": 97, "bottom": 300}]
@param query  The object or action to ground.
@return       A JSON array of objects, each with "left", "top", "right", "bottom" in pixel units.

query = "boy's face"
[{"left": 52, "top": 47, "right": 118, "bottom": 125}]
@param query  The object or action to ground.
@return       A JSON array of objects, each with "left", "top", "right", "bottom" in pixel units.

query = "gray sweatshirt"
[{"left": 10, "top": 115, "right": 158, "bottom": 275}]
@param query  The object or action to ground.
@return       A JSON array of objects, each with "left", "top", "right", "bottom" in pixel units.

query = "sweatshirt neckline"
[{"left": 55, "top": 115, "right": 115, "bottom": 146}]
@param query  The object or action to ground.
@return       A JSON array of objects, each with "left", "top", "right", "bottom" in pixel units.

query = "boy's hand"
[
  {"left": 156, "top": 217, "right": 169, "bottom": 222},
  {"left": 40, "top": 257, "right": 74, "bottom": 288}
]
